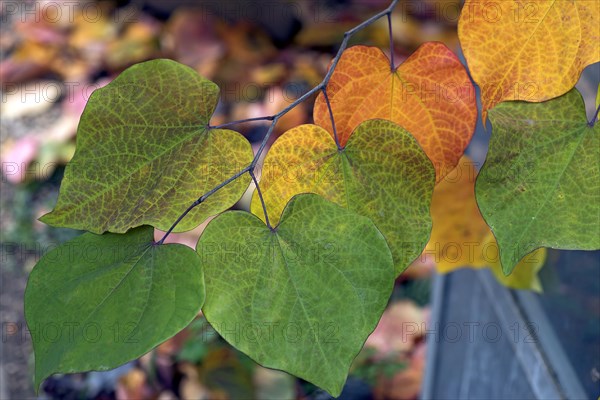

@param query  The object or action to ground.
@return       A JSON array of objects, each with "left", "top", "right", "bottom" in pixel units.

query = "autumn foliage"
[{"left": 24, "top": 0, "right": 599, "bottom": 397}]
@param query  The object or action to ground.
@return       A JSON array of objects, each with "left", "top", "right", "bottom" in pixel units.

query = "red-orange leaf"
[{"left": 313, "top": 43, "right": 477, "bottom": 180}]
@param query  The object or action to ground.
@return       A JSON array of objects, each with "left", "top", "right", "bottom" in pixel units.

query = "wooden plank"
[
  {"left": 515, "top": 290, "right": 587, "bottom": 400},
  {"left": 423, "top": 268, "right": 584, "bottom": 399},
  {"left": 0, "top": 340, "right": 8, "bottom": 400}
]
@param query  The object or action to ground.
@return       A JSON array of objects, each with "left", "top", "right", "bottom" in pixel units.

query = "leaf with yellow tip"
[
  {"left": 41, "top": 59, "right": 253, "bottom": 234},
  {"left": 252, "top": 119, "right": 435, "bottom": 276}
]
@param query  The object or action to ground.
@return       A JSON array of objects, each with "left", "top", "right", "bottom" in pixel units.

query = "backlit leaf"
[
  {"left": 482, "top": 233, "right": 546, "bottom": 292},
  {"left": 427, "top": 156, "right": 492, "bottom": 272},
  {"left": 25, "top": 226, "right": 204, "bottom": 391},
  {"left": 198, "top": 194, "right": 394, "bottom": 397},
  {"left": 476, "top": 89, "right": 600, "bottom": 274},
  {"left": 41, "top": 59, "right": 253, "bottom": 234},
  {"left": 251, "top": 119, "right": 435, "bottom": 275},
  {"left": 427, "top": 157, "right": 545, "bottom": 290},
  {"left": 313, "top": 43, "right": 477, "bottom": 180},
  {"left": 459, "top": 0, "right": 600, "bottom": 115}
]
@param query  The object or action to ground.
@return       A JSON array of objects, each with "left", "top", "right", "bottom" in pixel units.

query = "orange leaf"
[
  {"left": 313, "top": 43, "right": 477, "bottom": 181},
  {"left": 458, "top": 0, "right": 600, "bottom": 116}
]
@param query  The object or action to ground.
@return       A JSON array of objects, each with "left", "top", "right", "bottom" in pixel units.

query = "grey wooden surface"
[
  {"left": 0, "top": 340, "right": 8, "bottom": 399},
  {"left": 422, "top": 269, "right": 587, "bottom": 400}
]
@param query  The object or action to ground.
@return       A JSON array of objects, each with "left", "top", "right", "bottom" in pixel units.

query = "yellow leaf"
[
  {"left": 458, "top": 0, "right": 600, "bottom": 116},
  {"left": 426, "top": 156, "right": 490, "bottom": 271},
  {"left": 483, "top": 233, "right": 546, "bottom": 292}
]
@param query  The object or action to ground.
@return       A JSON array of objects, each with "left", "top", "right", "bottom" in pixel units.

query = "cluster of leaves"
[{"left": 25, "top": 0, "right": 599, "bottom": 396}]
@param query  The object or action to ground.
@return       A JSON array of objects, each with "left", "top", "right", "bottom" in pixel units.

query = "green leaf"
[
  {"left": 476, "top": 89, "right": 600, "bottom": 274},
  {"left": 40, "top": 59, "right": 253, "bottom": 234},
  {"left": 251, "top": 119, "right": 435, "bottom": 275},
  {"left": 25, "top": 226, "right": 204, "bottom": 391},
  {"left": 198, "top": 194, "right": 394, "bottom": 396}
]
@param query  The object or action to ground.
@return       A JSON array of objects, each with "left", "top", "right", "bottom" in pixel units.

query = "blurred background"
[{"left": 1, "top": 0, "right": 598, "bottom": 399}]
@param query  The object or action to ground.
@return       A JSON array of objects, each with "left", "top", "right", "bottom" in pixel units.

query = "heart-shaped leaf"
[
  {"left": 251, "top": 119, "right": 435, "bottom": 275},
  {"left": 313, "top": 43, "right": 477, "bottom": 180},
  {"left": 426, "top": 156, "right": 546, "bottom": 291},
  {"left": 198, "top": 194, "right": 394, "bottom": 396},
  {"left": 25, "top": 226, "right": 205, "bottom": 391},
  {"left": 459, "top": 0, "right": 600, "bottom": 115},
  {"left": 41, "top": 59, "right": 253, "bottom": 234},
  {"left": 476, "top": 89, "right": 600, "bottom": 274}
]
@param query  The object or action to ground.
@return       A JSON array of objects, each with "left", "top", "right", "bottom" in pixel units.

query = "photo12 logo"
[
  {"left": 410, "top": 321, "right": 539, "bottom": 344},
  {"left": 1, "top": 1, "right": 137, "bottom": 24},
  {"left": 2, "top": 321, "right": 140, "bottom": 345},
  {"left": 205, "top": 321, "right": 339, "bottom": 344}
]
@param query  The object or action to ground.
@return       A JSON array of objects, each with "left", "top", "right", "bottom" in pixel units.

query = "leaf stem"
[
  {"left": 589, "top": 104, "right": 600, "bottom": 127},
  {"left": 387, "top": 12, "right": 395, "bottom": 71},
  {"left": 156, "top": 165, "right": 251, "bottom": 244},
  {"left": 210, "top": 116, "right": 274, "bottom": 129},
  {"left": 157, "top": 0, "right": 399, "bottom": 244},
  {"left": 249, "top": 169, "right": 272, "bottom": 230},
  {"left": 321, "top": 87, "right": 342, "bottom": 150}
]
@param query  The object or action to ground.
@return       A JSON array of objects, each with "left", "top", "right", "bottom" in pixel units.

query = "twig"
[
  {"left": 253, "top": 83, "right": 324, "bottom": 166},
  {"left": 157, "top": 0, "right": 399, "bottom": 244},
  {"left": 156, "top": 166, "right": 251, "bottom": 244}
]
